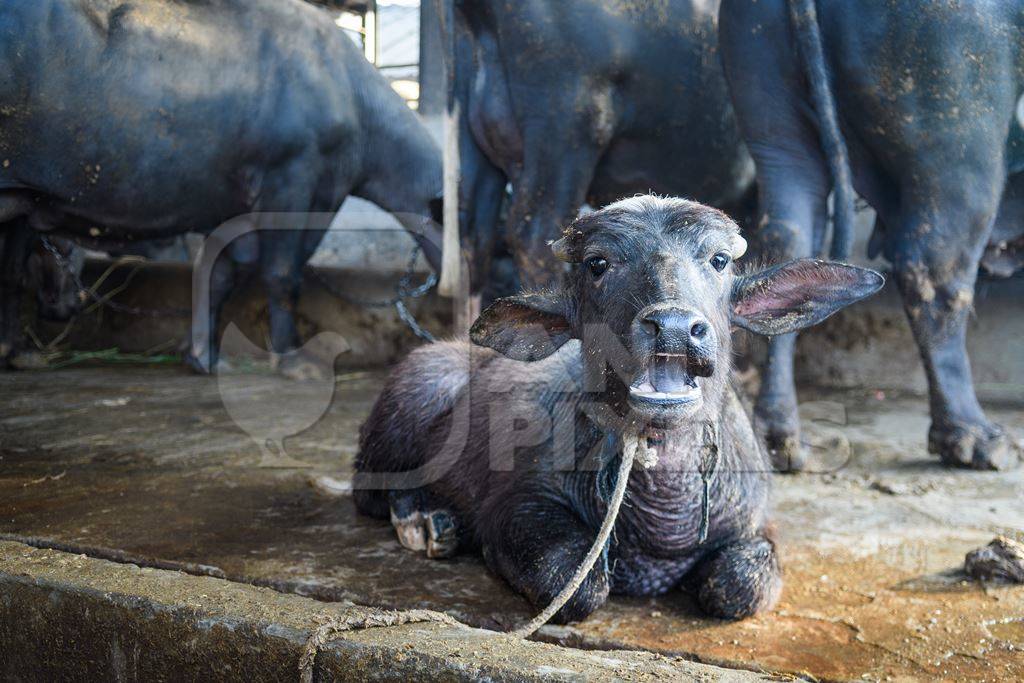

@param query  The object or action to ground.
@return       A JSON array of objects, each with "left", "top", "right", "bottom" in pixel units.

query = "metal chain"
[
  {"left": 39, "top": 235, "right": 88, "bottom": 299},
  {"left": 308, "top": 242, "right": 438, "bottom": 342}
]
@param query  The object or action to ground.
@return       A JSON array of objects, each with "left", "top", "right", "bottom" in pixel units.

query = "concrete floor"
[{"left": 1, "top": 365, "right": 1022, "bottom": 681}]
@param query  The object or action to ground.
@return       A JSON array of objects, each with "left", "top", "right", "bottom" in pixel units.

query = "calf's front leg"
[
  {"left": 482, "top": 496, "right": 608, "bottom": 625},
  {"left": 687, "top": 532, "right": 782, "bottom": 620}
]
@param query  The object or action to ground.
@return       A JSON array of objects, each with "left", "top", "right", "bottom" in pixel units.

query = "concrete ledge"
[{"left": 0, "top": 541, "right": 767, "bottom": 681}]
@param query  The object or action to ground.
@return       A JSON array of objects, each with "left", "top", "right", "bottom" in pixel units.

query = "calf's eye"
[
  {"left": 710, "top": 252, "right": 730, "bottom": 272},
  {"left": 586, "top": 257, "right": 608, "bottom": 278}
]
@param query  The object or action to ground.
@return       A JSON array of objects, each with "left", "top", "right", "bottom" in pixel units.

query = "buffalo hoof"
[
  {"left": 754, "top": 412, "right": 806, "bottom": 472},
  {"left": 8, "top": 350, "right": 50, "bottom": 370},
  {"left": 273, "top": 349, "right": 333, "bottom": 382},
  {"left": 0, "top": 343, "right": 16, "bottom": 370},
  {"left": 185, "top": 352, "right": 214, "bottom": 375},
  {"left": 754, "top": 396, "right": 807, "bottom": 473},
  {"left": 185, "top": 353, "right": 233, "bottom": 375},
  {"left": 929, "top": 422, "right": 1021, "bottom": 471},
  {"left": 763, "top": 431, "right": 806, "bottom": 473}
]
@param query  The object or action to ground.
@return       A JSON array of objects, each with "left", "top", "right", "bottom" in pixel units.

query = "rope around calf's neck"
[{"left": 508, "top": 432, "right": 647, "bottom": 639}]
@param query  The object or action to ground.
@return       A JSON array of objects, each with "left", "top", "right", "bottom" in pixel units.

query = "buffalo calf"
[{"left": 355, "top": 196, "right": 883, "bottom": 622}]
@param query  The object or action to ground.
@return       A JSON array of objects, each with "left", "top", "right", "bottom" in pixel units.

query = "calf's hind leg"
[
  {"left": 354, "top": 340, "right": 474, "bottom": 552},
  {"left": 687, "top": 532, "right": 782, "bottom": 620}
]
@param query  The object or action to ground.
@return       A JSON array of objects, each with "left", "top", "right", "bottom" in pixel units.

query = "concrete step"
[{"left": 0, "top": 540, "right": 764, "bottom": 681}]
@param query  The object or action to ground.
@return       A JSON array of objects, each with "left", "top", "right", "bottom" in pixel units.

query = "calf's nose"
[{"left": 640, "top": 308, "right": 712, "bottom": 352}]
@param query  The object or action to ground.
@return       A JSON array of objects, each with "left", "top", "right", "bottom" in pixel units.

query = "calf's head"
[{"left": 471, "top": 196, "right": 883, "bottom": 430}]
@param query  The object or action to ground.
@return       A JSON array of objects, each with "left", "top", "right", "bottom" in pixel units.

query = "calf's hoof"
[
  {"left": 691, "top": 536, "right": 782, "bottom": 620},
  {"left": 929, "top": 422, "right": 1020, "bottom": 471},
  {"left": 388, "top": 490, "right": 460, "bottom": 559},
  {"left": 424, "top": 510, "right": 459, "bottom": 558}
]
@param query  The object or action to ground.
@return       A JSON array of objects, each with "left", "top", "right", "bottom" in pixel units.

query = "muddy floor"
[{"left": 0, "top": 365, "right": 1021, "bottom": 681}]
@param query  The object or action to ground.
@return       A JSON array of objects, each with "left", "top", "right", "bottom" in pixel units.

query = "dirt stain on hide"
[
  {"left": 601, "top": 0, "right": 674, "bottom": 25},
  {"left": 900, "top": 263, "right": 936, "bottom": 312}
]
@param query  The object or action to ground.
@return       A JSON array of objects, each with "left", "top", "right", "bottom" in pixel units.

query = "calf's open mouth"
[{"left": 628, "top": 353, "right": 701, "bottom": 406}]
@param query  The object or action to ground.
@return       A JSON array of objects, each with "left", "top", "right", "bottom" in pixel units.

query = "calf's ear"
[
  {"left": 470, "top": 292, "right": 574, "bottom": 361},
  {"left": 732, "top": 259, "right": 884, "bottom": 336}
]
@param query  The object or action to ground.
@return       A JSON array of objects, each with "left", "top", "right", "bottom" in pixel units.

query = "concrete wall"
[
  {"left": 30, "top": 251, "right": 1024, "bottom": 399},
  {"left": 31, "top": 258, "right": 451, "bottom": 371},
  {"left": 790, "top": 273, "right": 1024, "bottom": 401}
]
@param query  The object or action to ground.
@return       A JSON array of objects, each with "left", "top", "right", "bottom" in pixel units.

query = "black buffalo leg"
[
  {"left": 257, "top": 227, "right": 325, "bottom": 381},
  {"left": 687, "top": 532, "right": 782, "bottom": 620},
  {"left": 733, "top": 158, "right": 827, "bottom": 475},
  {"left": 187, "top": 247, "right": 237, "bottom": 374},
  {"left": 258, "top": 230, "right": 301, "bottom": 356},
  {"left": 505, "top": 123, "right": 604, "bottom": 290},
  {"left": 482, "top": 496, "right": 608, "bottom": 624},
  {"left": 720, "top": 4, "right": 830, "bottom": 472},
  {"left": 247, "top": 160, "right": 346, "bottom": 381},
  {"left": 893, "top": 181, "right": 1020, "bottom": 470},
  {"left": 254, "top": 191, "right": 342, "bottom": 381},
  {"left": 457, "top": 94, "right": 508, "bottom": 301},
  {"left": 736, "top": 149, "right": 826, "bottom": 474},
  {"left": 0, "top": 221, "right": 32, "bottom": 366}
]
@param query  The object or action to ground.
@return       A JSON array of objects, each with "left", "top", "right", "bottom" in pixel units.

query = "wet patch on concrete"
[{"left": 1, "top": 366, "right": 1022, "bottom": 680}]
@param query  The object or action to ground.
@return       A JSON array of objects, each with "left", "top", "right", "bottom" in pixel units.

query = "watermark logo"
[
  {"left": 194, "top": 210, "right": 461, "bottom": 469},
  {"left": 195, "top": 211, "right": 853, "bottom": 480}
]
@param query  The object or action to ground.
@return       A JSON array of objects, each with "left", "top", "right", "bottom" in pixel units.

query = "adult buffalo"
[
  {"left": 453, "top": 0, "right": 756, "bottom": 292},
  {"left": 0, "top": 0, "right": 442, "bottom": 376},
  {"left": 719, "top": 0, "right": 1024, "bottom": 471}
]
